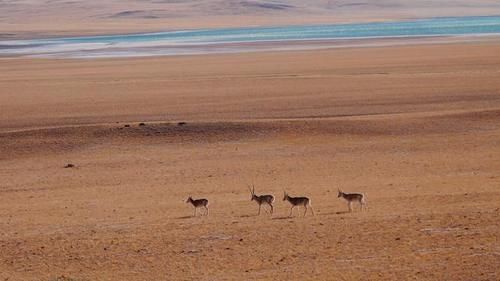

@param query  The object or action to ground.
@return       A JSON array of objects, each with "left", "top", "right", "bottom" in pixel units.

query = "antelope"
[
  {"left": 248, "top": 184, "right": 275, "bottom": 215},
  {"left": 283, "top": 191, "right": 314, "bottom": 217},
  {"left": 337, "top": 189, "right": 366, "bottom": 212},
  {"left": 186, "top": 197, "right": 209, "bottom": 217}
]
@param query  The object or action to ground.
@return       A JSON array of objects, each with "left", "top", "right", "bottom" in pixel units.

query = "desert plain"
[{"left": 0, "top": 40, "right": 499, "bottom": 281}]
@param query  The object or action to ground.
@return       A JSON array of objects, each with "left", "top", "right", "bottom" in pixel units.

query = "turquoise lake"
[{"left": 2, "top": 16, "right": 500, "bottom": 58}]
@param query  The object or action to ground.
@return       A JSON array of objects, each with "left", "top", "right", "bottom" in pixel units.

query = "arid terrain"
[
  {"left": 2, "top": 0, "right": 500, "bottom": 39},
  {"left": 1, "top": 42, "right": 500, "bottom": 280}
]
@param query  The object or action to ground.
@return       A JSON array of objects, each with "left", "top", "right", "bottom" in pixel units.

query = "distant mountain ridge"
[{"left": 2, "top": 0, "right": 500, "bottom": 39}]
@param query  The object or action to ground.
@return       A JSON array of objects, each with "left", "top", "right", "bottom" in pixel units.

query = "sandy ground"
[
  {"left": 1, "top": 42, "right": 500, "bottom": 280},
  {"left": 2, "top": 0, "right": 500, "bottom": 39}
]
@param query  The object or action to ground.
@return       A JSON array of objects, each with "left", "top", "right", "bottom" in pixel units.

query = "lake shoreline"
[{"left": 2, "top": 16, "right": 500, "bottom": 59}]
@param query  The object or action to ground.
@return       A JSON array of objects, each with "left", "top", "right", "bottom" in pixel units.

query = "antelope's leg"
[
  {"left": 194, "top": 207, "right": 197, "bottom": 217},
  {"left": 348, "top": 202, "right": 352, "bottom": 212},
  {"left": 205, "top": 206, "right": 209, "bottom": 216},
  {"left": 303, "top": 206, "right": 307, "bottom": 217},
  {"left": 258, "top": 204, "right": 261, "bottom": 215},
  {"left": 310, "top": 206, "right": 315, "bottom": 216},
  {"left": 289, "top": 206, "right": 294, "bottom": 217},
  {"left": 269, "top": 203, "right": 274, "bottom": 215}
]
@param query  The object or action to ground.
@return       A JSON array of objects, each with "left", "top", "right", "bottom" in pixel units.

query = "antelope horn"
[{"left": 248, "top": 185, "right": 254, "bottom": 195}]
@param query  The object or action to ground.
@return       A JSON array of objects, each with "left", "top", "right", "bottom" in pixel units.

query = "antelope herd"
[{"left": 186, "top": 186, "right": 366, "bottom": 217}]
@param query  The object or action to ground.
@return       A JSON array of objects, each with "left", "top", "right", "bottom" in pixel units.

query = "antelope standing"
[
  {"left": 283, "top": 191, "right": 314, "bottom": 217},
  {"left": 248, "top": 184, "right": 275, "bottom": 215},
  {"left": 337, "top": 189, "right": 366, "bottom": 212},
  {"left": 186, "top": 197, "right": 209, "bottom": 217}
]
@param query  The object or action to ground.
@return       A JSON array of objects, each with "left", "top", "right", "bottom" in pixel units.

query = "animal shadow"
[
  {"left": 176, "top": 215, "right": 194, "bottom": 220},
  {"left": 271, "top": 216, "right": 292, "bottom": 220},
  {"left": 239, "top": 214, "right": 255, "bottom": 218},
  {"left": 319, "top": 211, "right": 350, "bottom": 216}
]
